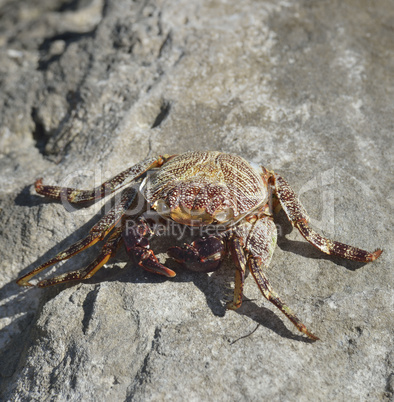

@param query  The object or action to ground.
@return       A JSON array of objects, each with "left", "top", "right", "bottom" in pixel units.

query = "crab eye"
[
  {"left": 214, "top": 208, "right": 233, "bottom": 223},
  {"left": 155, "top": 199, "right": 171, "bottom": 215}
]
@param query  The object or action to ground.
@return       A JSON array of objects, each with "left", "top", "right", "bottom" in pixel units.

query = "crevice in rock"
[
  {"left": 137, "top": 327, "right": 161, "bottom": 384},
  {"left": 151, "top": 100, "right": 171, "bottom": 128},
  {"left": 81, "top": 286, "right": 100, "bottom": 335},
  {"left": 38, "top": 30, "right": 96, "bottom": 71},
  {"left": 31, "top": 107, "right": 48, "bottom": 155},
  {"left": 385, "top": 373, "right": 394, "bottom": 399},
  {"left": 126, "top": 327, "right": 162, "bottom": 399},
  {"left": 158, "top": 31, "right": 172, "bottom": 58},
  {"left": 41, "top": 89, "right": 84, "bottom": 160},
  {"left": 56, "top": 0, "right": 92, "bottom": 13}
]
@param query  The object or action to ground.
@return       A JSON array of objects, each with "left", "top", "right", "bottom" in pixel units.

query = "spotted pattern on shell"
[{"left": 143, "top": 151, "right": 268, "bottom": 222}]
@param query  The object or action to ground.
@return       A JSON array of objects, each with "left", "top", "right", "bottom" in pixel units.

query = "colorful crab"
[{"left": 17, "top": 151, "right": 382, "bottom": 340}]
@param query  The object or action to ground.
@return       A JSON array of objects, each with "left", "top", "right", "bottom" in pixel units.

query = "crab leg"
[
  {"left": 239, "top": 216, "right": 319, "bottom": 340},
  {"left": 35, "top": 155, "right": 172, "bottom": 204},
  {"left": 35, "top": 227, "right": 124, "bottom": 287},
  {"left": 249, "top": 258, "right": 319, "bottom": 341},
  {"left": 273, "top": 174, "right": 383, "bottom": 262},
  {"left": 226, "top": 237, "right": 247, "bottom": 310},
  {"left": 17, "top": 188, "right": 137, "bottom": 286}
]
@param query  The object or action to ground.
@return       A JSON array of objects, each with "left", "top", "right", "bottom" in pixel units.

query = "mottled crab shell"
[{"left": 142, "top": 151, "right": 268, "bottom": 226}]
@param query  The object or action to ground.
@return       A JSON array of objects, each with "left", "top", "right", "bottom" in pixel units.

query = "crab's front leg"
[
  {"left": 17, "top": 187, "right": 137, "bottom": 287},
  {"left": 34, "top": 226, "right": 124, "bottom": 287},
  {"left": 167, "top": 236, "right": 226, "bottom": 273},
  {"left": 233, "top": 217, "right": 319, "bottom": 340},
  {"left": 226, "top": 236, "right": 247, "bottom": 310},
  {"left": 35, "top": 155, "right": 175, "bottom": 204},
  {"left": 124, "top": 217, "right": 176, "bottom": 277},
  {"left": 273, "top": 174, "right": 382, "bottom": 262}
]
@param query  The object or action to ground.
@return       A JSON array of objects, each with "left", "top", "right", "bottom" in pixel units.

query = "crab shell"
[{"left": 141, "top": 151, "right": 269, "bottom": 227}]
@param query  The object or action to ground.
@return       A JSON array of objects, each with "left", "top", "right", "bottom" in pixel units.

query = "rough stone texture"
[{"left": 0, "top": 0, "right": 392, "bottom": 400}]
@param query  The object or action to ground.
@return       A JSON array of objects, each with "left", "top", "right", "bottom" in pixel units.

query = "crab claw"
[
  {"left": 124, "top": 217, "right": 176, "bottom": 277},
  {"left": 129, "top": 247, "right": 176, "bottom": 277},
  {"left": 168, "top": 236, "right": 225, "bottom": 273}
]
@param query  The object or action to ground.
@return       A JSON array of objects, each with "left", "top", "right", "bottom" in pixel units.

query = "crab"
[{"left": 17, "top": 151, "right": 382, "bottom": 340}]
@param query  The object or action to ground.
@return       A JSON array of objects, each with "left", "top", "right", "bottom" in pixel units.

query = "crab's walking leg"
[
  {"left": 226, "top": 237, "right": 247, "bottom": 310},
  {"left": 249, "top": 259, "right": 319, "bottom": 341},
  {"left": 124, "top": 217, "right": 176, "bottom": 277},
  {"left": 17, "top": 188, "right": 137, "bottom": 286},
  {"left": 36, "top": 227, "right": 124, "bottom": 287},
  {"left": 273, "top": 174, "right": 383, "bottom": 262},
  {"left": 243, "top": 217, "right": 319, "bottom": 340},
  {"left": 35, "top": 155, "right": 173, "bottom": 204}
]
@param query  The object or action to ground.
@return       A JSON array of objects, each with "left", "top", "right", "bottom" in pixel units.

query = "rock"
[{"left": 0, "top": 0, "right": 392, "bottom": 400}]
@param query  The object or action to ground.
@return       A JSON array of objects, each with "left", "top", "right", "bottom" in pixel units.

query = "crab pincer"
[
  {"left": 168, "top": 236, "right": 226, "bottom": 273},
  {"left": 124, "top": 217, "right": 176, "bottom": 277}
]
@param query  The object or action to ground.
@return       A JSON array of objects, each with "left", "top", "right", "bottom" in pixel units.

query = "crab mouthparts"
[
  {"left": 170, "top": 205, "right": 214, "bottom": 226},
  {"left": 154, "top": 200, "right": 234, "bottom": 226}
]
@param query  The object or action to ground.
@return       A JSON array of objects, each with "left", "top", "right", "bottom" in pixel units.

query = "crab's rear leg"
[
  {"left": 249, "top": 258, "right": 319, "bottom": 341},
  {"left": 273, "top": 174, "right": 382, "bottom": 262},
  {"left": 35, "top": 227, "right": 123, "bottom": 287},
  {"left": 35, "top": 155, "right": 173, "bottom": 204},
  {"left": 17, "top": 187, "right": 137, "bottom": 286},
  {"left": 226, "top": 237, "right": 247, "bottom": 310},
  {"left": 236, "top": 217, "right": 319, "bottom": 340}
]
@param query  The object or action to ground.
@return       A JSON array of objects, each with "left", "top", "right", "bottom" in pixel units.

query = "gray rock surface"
[{"left": 0, "top": 0, "right": 392, "bottom": 400}]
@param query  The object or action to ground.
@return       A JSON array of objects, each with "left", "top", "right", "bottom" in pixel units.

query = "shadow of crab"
[
  {"left": 76, "top": 231, "right": 315, "bottom": 343},
  {"left": 12, "top": 203, "right": 367, "bottom": 343}
]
